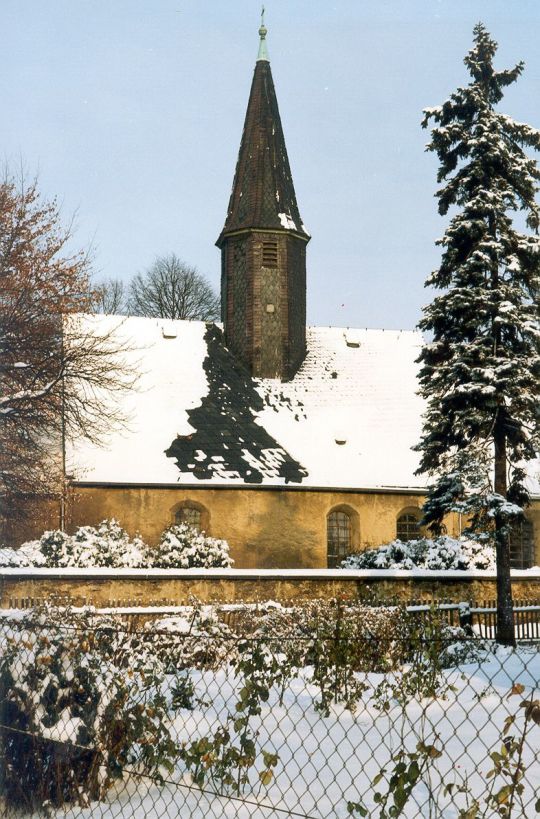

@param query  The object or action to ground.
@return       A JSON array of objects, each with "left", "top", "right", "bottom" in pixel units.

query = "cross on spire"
[{"left": 257, "top": 5, "right": 269, "bottom": 62}]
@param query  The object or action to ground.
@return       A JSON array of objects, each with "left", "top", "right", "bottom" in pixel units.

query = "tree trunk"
[{"left": 494, "top": 417, "right": 515, "bottom": 646}]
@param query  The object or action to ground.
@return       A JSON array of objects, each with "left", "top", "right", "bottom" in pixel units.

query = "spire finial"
[{"left": 257, "top": 6, "right": 269, "bottom": 62}]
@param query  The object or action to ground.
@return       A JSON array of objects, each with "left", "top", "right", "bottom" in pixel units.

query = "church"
[{"left": 65, "top": 21, "right": 539, "bottom": 570}]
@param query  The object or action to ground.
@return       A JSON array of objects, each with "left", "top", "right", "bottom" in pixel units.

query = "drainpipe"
[{"left": 59, "top": 324, "right": 66, "bottom": 532}]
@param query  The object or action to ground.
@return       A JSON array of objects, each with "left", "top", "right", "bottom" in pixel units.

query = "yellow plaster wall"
[
  {"left": 11, "top": 485, "right": 540, "bottom": 571},
  {"left": 71, "top": 485, "right": 466, "bottom": 569}
]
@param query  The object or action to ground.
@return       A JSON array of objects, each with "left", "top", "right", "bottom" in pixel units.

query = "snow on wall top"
[{"left": 67, "top": 315, "right": 539, "bottom": 494}]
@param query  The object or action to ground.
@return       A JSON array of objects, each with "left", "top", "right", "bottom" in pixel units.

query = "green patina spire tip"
[{"left": 257, "top": 6, "right": 269, "bottom": 62}]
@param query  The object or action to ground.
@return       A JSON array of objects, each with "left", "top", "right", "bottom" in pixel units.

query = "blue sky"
[{"left": 3, "top": 0, "right": 540, "bottom": 329}]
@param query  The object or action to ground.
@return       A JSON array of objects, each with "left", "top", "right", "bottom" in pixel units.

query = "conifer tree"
[{"left": 416, "top": 24, "right": 540, "bottom": 646}]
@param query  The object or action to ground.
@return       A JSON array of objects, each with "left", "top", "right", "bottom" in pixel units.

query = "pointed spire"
[
  {"left": 257, "top": 6, "right": 269, "bottom": 62},
  {"left": 217, "top": 13, "right": 309, "bottom": 245}
]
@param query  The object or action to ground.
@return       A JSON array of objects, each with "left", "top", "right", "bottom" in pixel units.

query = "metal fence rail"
[{"left": 3, "top": 596, "right": 540, "bottom": 638}]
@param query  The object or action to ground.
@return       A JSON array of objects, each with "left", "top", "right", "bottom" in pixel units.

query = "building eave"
[
  {"left": 71, "top": 480, "right": 428, "bottom": 496},
  {"left": 215, "top": 226, "right": 311, "bottom": 248}
]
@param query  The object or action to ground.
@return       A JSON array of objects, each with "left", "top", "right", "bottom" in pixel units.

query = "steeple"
[
  {"left": 217, "top": 17, "right": 309, "bottom": 245},
  {"left": 217, "top": 16, "right": 310, "bottom": 381}
]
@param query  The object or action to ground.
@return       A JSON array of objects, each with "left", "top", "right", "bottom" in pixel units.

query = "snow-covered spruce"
[
  {"left": 417, "top": 25, "right": 540, "bottom": 644},
  {"left": 152, "top": 523, "right": 233, "bottom": 569},
  {"left": 340, "top": 536, "right": 496, "bottom": 570},
  {"left": 417, "top": 25, "right": 540, "bottom": 538}
]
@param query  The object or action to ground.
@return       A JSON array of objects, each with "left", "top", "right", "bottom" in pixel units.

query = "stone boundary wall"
[{"left": 1, "top": 568, "right": 540, "bottom": 608}]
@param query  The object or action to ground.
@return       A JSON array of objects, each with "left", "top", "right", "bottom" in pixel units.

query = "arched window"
[
  {"left": 509, "top": 520, "right": 535, "bottom": 569},
  {"left": 173, "top": 502, "right": 208, "bottom": 532},
  {"left": 175, "top": 506, "right": 201, "bottom": 530},
  {"left": 327, "top": 510, "right": 351, "bottom": 568},
  {"left": 396, "top": 512, "right": 421, "bottom": 542}
]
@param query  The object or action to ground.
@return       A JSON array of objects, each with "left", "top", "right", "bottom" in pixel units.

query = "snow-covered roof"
[{"left": 67, "top": 315, "right": 539, "bottom": 494}]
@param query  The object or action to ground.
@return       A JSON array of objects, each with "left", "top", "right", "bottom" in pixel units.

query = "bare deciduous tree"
[
  {"left": 0, "top": 173, "right": 135, "bottom": 538},
  {"left": 93, "top": 277, "right": 128, "bottom": 315},
  {"left": 128, "top": 254, "right": 220, "bottom": 320}
]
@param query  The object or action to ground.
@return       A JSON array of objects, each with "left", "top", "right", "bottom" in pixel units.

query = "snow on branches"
[
  {"left": 0, "top": 173, "right": 136, "bottom": 534},
  {"left": 153, "top": 523, "right": 233, "bottom": 569},
  {"left": 417, "top": 23, "right": 540, "bottom": 643},
  {"left": 416, "top": 24, "right": 540, "bottom": 533},
  {"left": 341, "top": 535, "right": 496, "bottom": 571},
  {"left": 0, "top": 519, "right": 234, "bottom": 570}
]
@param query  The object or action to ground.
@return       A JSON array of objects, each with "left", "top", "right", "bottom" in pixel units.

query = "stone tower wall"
[{"left": 222, "top": 231, "right": 306, "bottom": 379}]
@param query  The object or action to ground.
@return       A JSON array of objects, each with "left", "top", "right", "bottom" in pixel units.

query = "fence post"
[{"left": 458, "top": 601, "right": 473, "bottom": 635}]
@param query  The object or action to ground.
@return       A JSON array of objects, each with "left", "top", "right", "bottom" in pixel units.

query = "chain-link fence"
[{"left": 0, "top": 602, "right": 539, "bottom": 818}]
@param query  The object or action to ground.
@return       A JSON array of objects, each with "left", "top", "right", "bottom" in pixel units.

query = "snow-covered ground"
[{"left": 38, "top": 646, "right": 540, "bottom": 819}]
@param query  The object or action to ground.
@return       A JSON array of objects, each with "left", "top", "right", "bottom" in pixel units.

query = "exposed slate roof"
[
  {"left": 67, "top": 315, "right": 540, "bottom": 495},
  {"left": 165, "top": 325, "right": 308, "bottom": 484},
  {"left": 216, "top": 58, "right": 309, "bottom": 245}
]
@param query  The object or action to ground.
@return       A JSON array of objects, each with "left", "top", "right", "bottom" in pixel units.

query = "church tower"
[{"left": 216, "top": 15, "right": 310, "bottom": 380}]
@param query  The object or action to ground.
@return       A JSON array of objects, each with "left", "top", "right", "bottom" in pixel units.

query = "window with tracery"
[
  {"left": 509, "top": 520, "right": 535, "bottom": 569},
  {"left": 396, "top": 513, "right": 421, "bottom": 542},
  {"left": 327, "top": 510, "right": 351, "bottom": 568},
  {"left": 175, "top": 505, "right": 202, "bottom": 531}
]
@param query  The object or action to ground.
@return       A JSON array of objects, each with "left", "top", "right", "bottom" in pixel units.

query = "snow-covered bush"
[
  {"left": 438, "top": 626, "right": 487, "bottom": 668},
  {"left": 0, "top": 606, "right": 176, "bottom": 812},
  {"left": 250, "top": 602, "right": 301, "bottom": 639},
  {"left": 147, "top": 603, "right": 236, "bottom": 670},
  {"left": 240, "top": 600, "right": 415, "bottom": 714},
  {"left": 39, "top": 528, "right": 73, "bottom": 566},
  {"left": 0, "top": 520, "right": 148, "bottom": 569},
  {"left": 151, "top": 523, "right": 233, "bottom": 569},
  {"left": 0, "top": 539, "right": 44, "bottom": 568},
  {"left": 1, "top": 520, "right": 233, "bottom": 570},
  {"left": 240, "top": 599, "right": 416, "bottom": 716},
  {"left": 341, "top": 535, "right": 496, "bottom": 571},
  {"left": 41, "top": 519, "right": 147, "bottom": 568}
]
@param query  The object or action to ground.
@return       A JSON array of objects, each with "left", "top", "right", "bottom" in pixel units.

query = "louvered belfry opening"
[
  {"left": 216, "top": 29, "right": 310, "bottom": 381},
  {"left": 262, "top": 241, "right": 278, "bottom": 268}
]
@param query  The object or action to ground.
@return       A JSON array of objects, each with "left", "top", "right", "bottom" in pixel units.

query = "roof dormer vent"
[
  {"left": 344, "top": 330, "right": 361, "bottom": 348},
  {"left": 161, "top": 322, "right": 177, "bottom": 339}
]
